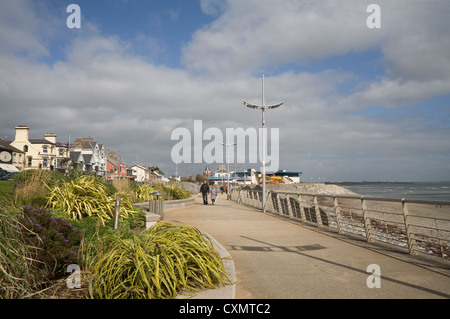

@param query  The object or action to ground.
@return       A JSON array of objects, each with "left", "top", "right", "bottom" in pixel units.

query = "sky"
[{"left": 1, "top": 0, "right": 449, "bottom": 182}]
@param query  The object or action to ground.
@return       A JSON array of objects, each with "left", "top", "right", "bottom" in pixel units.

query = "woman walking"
[{"left": 210, "top": 185, "right": 217, "bottom": 205}]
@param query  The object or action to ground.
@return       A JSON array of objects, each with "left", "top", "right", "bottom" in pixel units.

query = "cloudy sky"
[{"left": 1, "top": 0, "right": 449, "bottom": 182}]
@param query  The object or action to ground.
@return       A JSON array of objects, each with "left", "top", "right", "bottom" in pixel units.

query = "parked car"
[
  {"left": 0, "top": 172, "right": 18, "bottom": 180},
  {"left": 0, "top": 169, "right": 8, "bottom": 178}
]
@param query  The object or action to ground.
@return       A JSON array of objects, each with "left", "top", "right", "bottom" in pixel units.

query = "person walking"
[
  {"left": 210, "top": 185, "right": 217, "bottom": 205},
  {"left": 200, "top": 180, "right": 210, "bottom": 205}
]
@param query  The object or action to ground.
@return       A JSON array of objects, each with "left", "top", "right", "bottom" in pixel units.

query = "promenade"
[{"left": 164, "top": 193, "right": 450, "bottom": 299}]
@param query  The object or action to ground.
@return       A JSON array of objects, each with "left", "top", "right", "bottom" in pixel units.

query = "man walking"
[{"left": 200, "top": 180, "right": 210, "bottom": 205}]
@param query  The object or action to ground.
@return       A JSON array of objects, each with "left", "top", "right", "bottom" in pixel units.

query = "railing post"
[
  {"left": 252, "top": 191, "right": 257, "bottom": 208},
  {"left": 263, "top": 189, "right": 269, "bottom": 212},
  {"left": 333, "top": 196, "right": 343, "bottom": 234},
  {"left": 402, "top": 200, "right": 417, "bottom": 255},
  {"left": 286, "top": 194, "right": 294, "bottom": 218},
  {"left": 362, "top": 197, "right": 373, "bottom": 242},
  {"left": 276, "top": 192, "right": 282, "bottom": 215},
  {"left": 313, "top": 195, "right": 323, "bottom": 227},
  {"left": 264, "top": 191, "right": 270, "bottom": 212},
  {"left": 298, "top": 195, "right": 307, "bottom": 222}
]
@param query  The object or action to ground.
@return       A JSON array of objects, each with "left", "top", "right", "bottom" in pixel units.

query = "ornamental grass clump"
[
  {"left": 12, "top": 169, "right": 65, "bottom": 208},
  {"left": 47, "top": 175, "right": 140, "bottom": 224},
  {"left": 0, "top": 207, "right": 43, "bottom": 298},
  {"left": 134, "top": 184, "right": 157, "bottom": 202},
  {"left": 163, "top": 184, "right": 191, "bottom": 200},
  {"left": 89, "top": 221, "right": 231, "bottom": 299}
]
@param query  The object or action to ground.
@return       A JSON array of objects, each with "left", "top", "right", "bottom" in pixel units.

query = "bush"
[
  {"left": 47, "top": 175, "right": 140, "bottom": 224},
  {"left": 0, "top": 207, "right": 44, "bottom": 298},
  {"left": 163, "top": 184, "right": 191, "bottom": 200},
  {"left": 89, "top": 221, "right": 231, "bottom": 299},
  {"left": 134, "top": 184, "right": 157, "bottom": 202},
  {"left": 16, "top": 206, "right": 82, "bottom": 280},
  {"left": 12, "top": 169, "right": 66, "bottom": 207},
  {"left": 136, "top": 183, "right": 191, "bottom": 201}
]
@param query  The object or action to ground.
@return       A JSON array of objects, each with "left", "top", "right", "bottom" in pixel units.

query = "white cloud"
[
  {"left": 199, "top": 0, "right": 227, "bottom": 16},
  {"left": 0, "top": 0, "right": 449, "bottom": 181},
  {"left": 184, "top": 0, "right": 382, "bottom": 77}
]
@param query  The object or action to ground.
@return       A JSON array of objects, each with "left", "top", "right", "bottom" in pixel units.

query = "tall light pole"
[
  {"left": 243, "top": 74, "right": 284, "bottom": 212},
  {"left": 219, "top": 139, "right": 237, "bottom": 200}
]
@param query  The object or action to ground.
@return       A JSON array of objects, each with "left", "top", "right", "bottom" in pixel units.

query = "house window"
[
  {"left": 43, "top": 158, "right": 48, "bottom": 168},
  {"left": 23, "top": 145, "right": 28, "bottom": 152},
  {"left": 43, "top": 146, "right": 48, "bottom": 153},
  {"left": 27, "top": 157, "right": 32, "bottom": 167},
  {"left": 59, "top": 148, "right": 64, "bottom": 156}
]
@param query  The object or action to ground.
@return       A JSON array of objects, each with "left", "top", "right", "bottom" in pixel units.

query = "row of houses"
[{"left": 0, "top": 125, "right": 166, "bottom": 183}]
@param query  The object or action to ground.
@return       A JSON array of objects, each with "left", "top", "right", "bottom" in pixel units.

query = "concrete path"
[{"left": 164, "top": 193, "right": 450, "bottom": 299}]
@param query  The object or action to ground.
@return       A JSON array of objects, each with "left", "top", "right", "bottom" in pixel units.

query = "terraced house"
[
  {"left": 9, "top": 125, "right": 70, "bottom": 171},
  {"left": 70, "top": 137, "right": 107, "bottom": 175}
]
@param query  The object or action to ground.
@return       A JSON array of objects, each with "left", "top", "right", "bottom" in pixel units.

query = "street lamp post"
[
  {"left": 243, "top": 74, "right": 284, "bottom": 212},
  {"left": 219, "top": 140, "right": 237, "bottom": 200}
]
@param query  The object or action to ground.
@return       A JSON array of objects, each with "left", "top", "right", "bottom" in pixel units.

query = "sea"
[{"left": 336, "top": 181, "right": 450, "bottom": 202}]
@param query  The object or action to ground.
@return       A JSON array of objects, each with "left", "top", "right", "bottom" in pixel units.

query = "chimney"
[
  {"left": 74, "top": 138, "right": 82, "bottom": 149},
  {"left": 45, "top": 133, "right": 57, "bottom": 144},
  {"left": 15, "top": 125, "right": 29, "bottom": 142}
]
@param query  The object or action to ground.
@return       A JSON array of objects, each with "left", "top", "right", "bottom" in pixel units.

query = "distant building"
[
  {"left": 0, "top": 139, "right": 23, "bottom": 173},
  {"left": 203, "top": 165, "right": 212, "bottom": 177},
  {"left": 131, "top": 165, "right": 151, "bottom": 183},
  {"left": 70, "top": 137, "right": 107, "bottom": 175},
  {"left": 245, "top": 169, "right": 303, "bottom": 184},
  {"left": 9, "top": 125, "right": 69, "bottom": 172},
  {"left": 106, "top": 149, "right": 133, "bottom": 180}
]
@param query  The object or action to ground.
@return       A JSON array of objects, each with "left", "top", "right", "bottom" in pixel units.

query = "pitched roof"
[
  {"left": 29, "top": 139, "right": 55, "bottom": 145},
  {"left": 0, "top": 139, "right": 23, "bottom": 153},
  {"left": 70, "top": 151, "right": 84, "bottom": 162}
]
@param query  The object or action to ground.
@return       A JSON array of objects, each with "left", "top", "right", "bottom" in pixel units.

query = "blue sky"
[{"left": 1, "top": 0, "right": 449, "bottom": 181}]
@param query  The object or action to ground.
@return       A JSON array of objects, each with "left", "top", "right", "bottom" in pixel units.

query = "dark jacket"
[{"left": 200, "top": 183, "right": 210, "bottom": 194}]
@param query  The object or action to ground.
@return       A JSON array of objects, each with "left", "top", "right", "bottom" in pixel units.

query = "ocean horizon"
[{"left": 335, "top": 181, "right": 450, "bottom": 202}]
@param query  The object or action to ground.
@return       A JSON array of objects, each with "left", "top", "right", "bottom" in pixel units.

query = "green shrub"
[
  {"left": 89, "top": 221, "right": 231, "bottom": 299},
  {"left": 16, "top": 206, "right": 82, "bottom": 280},
  {"left": 47, "top": 175, "right": 140, "bottom": 224},
  {"left": 11, "top": 169, "right": 66, "bottom": 207},
  {"left": 138, "top": 183, "right": 191, "bottom": 201},
  {"left": 134, "top": 184, "right": 157, "bottom": 202},
  {"left": 0, "top": 207, "right": 44, "bottom": 298}
]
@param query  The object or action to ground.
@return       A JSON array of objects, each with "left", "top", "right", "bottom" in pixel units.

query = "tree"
[{"left": 195, "top": 174, "right": 206, "bottom": 183}]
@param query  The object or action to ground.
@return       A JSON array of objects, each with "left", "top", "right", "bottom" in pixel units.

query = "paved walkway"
[{"left": 164, "top": 194, "right": 450, "bottom": 299}]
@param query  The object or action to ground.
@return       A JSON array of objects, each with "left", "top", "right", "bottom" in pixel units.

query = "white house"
[
  {"left": 131, "top": 165, "right": 151, "bottom": 183},
  {"left": 9, "top": 125, "right": 69, "bottom": 171},
  {"left": 71, "top": 137, "right": 107, "bottom": 175}
]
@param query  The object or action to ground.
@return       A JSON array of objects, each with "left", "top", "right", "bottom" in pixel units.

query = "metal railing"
[{"left": 231, "top": 188, "right": 450, "bottom": 260}]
